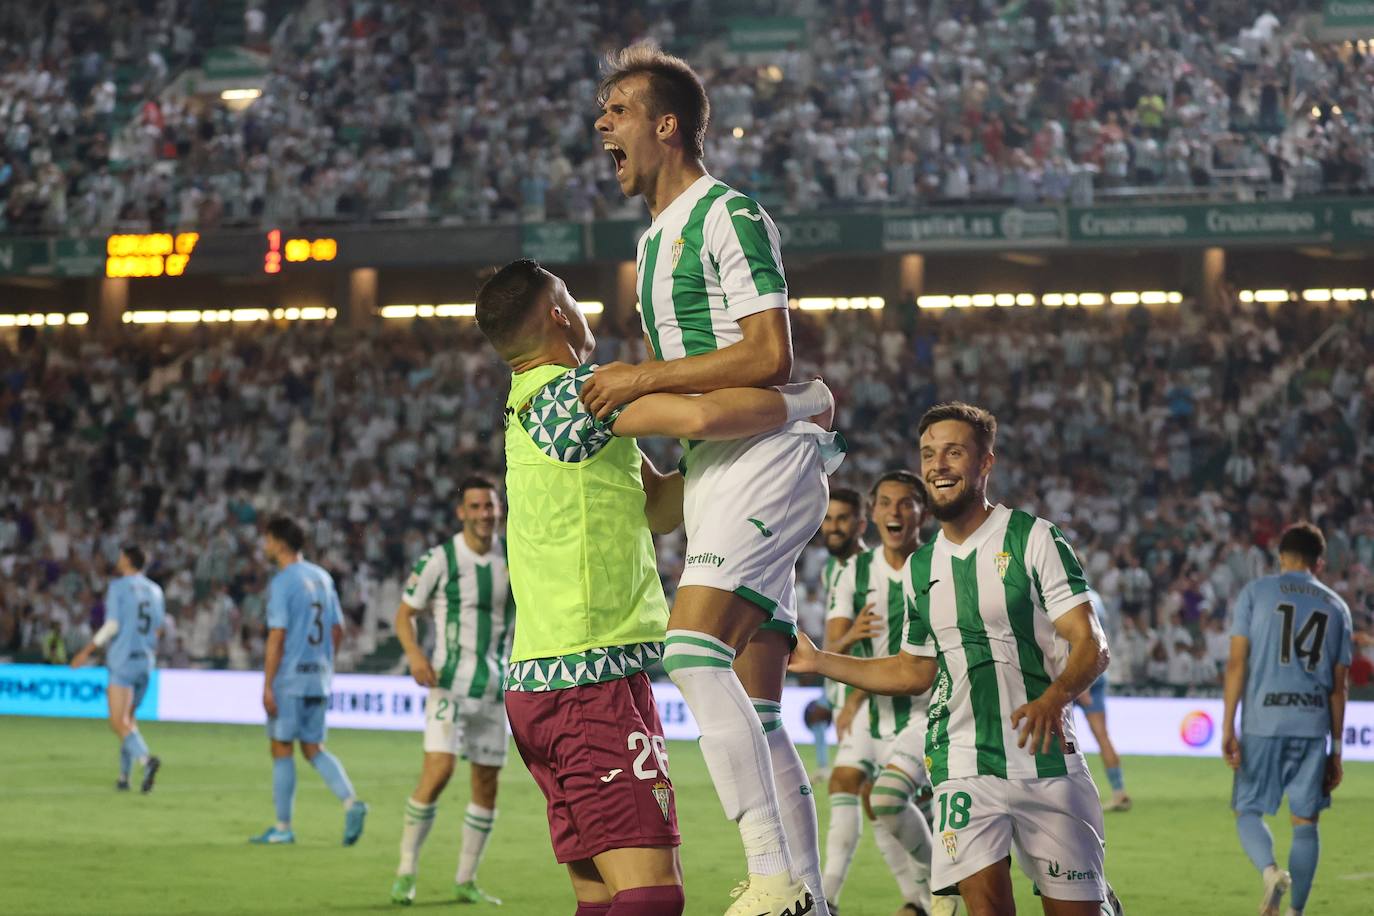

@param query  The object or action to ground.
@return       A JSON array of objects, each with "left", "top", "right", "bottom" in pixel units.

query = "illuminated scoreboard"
[
  {"left": 264, "top": 230, "right": 338, "bottom": 274},
  {"left": 105, "top": 233, "right": 200, "bottom": 278}
]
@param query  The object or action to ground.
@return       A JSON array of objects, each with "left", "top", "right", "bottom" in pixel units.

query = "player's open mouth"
[
  {"left": 603, "top": 141, "right": 627, "bottom": 175},
  {"left": 931, "top": 477, "right": 959, "bottom": 492},
  {"left": 885, "top": 522, "right": 904, "bottom": 534}
]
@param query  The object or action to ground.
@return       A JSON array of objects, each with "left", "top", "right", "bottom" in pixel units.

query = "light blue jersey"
[
  {"left": 267, "top": 560, "right": 344, "bottom": 697},
  {"left": 1231, "top": 571, "right": 1353, "bottom": 738},
  {"left": 105, "top": 574, "right": 165, "bottom": 680}
]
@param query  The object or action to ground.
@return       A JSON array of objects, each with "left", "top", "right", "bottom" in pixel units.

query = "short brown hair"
[
  {"left": 475, "top": 259, "right": 550, "bottom": 355},
  {"left": 918, "top": 402, "right": 998, "bottom": 455},
  {"left": 1278, "top": 522, "right": 1325, "bottom": 565},
  {"left": 871, "top": 470, "right": 926, "bottom": 508},
  {"left": 598, "top": 42, "right": 710, "bottom": 161}
]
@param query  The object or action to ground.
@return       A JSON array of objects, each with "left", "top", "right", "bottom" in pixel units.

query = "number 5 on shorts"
[{"left": 937, "top": 790, "right": 972, "bottom": 830}]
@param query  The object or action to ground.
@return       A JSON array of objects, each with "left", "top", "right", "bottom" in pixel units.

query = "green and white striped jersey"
[
  {"left": 402, "top": 534, "right": 515, "bottom": 702},
  {"left": 902, "top": 505, "right": 1092, "bottom": 786},
  {"left": 636, "top": 174, "right": 787, "bottom": 361},
  {"left": 829, "top": 547, "right": 925, "bottom": 739},
  {"left": 820, "top": 553, "right": 854, "bottom": 709}
]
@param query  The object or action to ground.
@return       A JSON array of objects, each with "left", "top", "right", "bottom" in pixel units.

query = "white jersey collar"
[
  {"left": 934, "top": 503, "right": 1010, "bottom": 559},
  {"left": 650, "top": 173, "right": 719, "bottom": 232}
]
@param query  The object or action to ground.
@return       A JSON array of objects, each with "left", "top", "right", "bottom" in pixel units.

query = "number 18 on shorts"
[{"left": 931, "top": 770, "right": 1108, "bottom": 903}]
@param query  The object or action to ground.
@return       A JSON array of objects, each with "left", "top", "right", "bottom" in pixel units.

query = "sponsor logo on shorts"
[
  {"left": 995, "top": 552, "right": 1012, "bottom": 579},
  {"left": 1046, "top": 861, "right": 1098, "bottom": 881},
  {"left": 746, "top": 517, "right": 775, "bottom": 538},
  {"left": 651, "top": 781, "right": 672, "bottom": 822},
  {"left": 686, "top": 552, "right": 727, "bottom": 567},
  {"left": 1179, "top": 710, "right": 1214, "bottom": 747},
  {"left": 941, "top": 829, "right": 958, "bottom": 860}
]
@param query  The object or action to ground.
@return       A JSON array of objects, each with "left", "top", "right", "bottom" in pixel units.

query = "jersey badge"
[
  {"left": 995, "top": 552, "right": 1012, "bottom": 579},
  {"left": 651, "top": 781, "right": 673, "bottom": 822},
  {"left": 670, "top": 237, "right": 686, "bottom": 267}
]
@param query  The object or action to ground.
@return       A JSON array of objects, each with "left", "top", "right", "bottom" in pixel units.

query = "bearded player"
[
  {"left": 475, "top": 259, "right": 834, "bottom": 916},
  {"left": 585, "top": 43, "right": 841, "bottom": 916}
]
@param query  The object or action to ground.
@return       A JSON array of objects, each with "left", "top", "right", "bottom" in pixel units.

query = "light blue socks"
[
  {"left": 1289, "top": 823, "right": 1319, "bottom": 910},
  {"left": 310, "top": 750, "right": 356, "bottom": 804},
  {"left": 273, "top": 756, "right": 296, "bottom": 825},
  {"left": 1236, "top": 812, "right": 1276, "bottom": 872}
]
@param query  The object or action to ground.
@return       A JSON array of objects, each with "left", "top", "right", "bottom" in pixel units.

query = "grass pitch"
[{"left": 2, "top": 716, "right": 1370, "bottom": 914}]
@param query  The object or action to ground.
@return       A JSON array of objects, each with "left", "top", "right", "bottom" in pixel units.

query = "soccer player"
[
  {"left": 790, "top": 402, "right": 1114, "bottom": 916},
  {"left": 474, "top": 259, "right": 833, "bottom": 916},
  {"left": 810, "top": 488, "right": 870, "bottom": 776},
  {"left": 586, "top": 43, "right": 842, "bottom": 915},
  {"left": 1223, "top": 522, "right": 1352, "bottom": 916},
  {"left": 1075, "top": 589, "right": 1130, "bottom": 812},
  {"left": 251, "top": 516, "right": 368, "bottom": 847},
  {"left": 824, "top": 472, "right": 935, "bottom": 916},
  {"left": 390, "top": 477, "right": 515, "bottom": 906},
  {"left": 70, "top": 544, "right": 165, "bottom": 793}
]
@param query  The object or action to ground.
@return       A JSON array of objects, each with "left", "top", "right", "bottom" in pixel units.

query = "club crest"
[
  {"left": 670, "top": 237, "right": 686, "bottom": 267},
  {"left": 651, "top": 781, "right": 672, "bottom": 822},
  {"left": 942, "top": 829, "right": 958, "bottom": 860},
  {"left": 995, "top": 552, "right": 1012, "bottom": 579}
]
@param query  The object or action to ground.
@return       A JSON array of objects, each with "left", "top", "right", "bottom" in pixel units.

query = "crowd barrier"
[{"left": 3, "top": 664, "right": 1371, "bottom": 761}]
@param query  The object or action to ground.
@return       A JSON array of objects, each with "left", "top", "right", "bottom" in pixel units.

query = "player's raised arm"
[{"left": 609, "top": 378, "right": 832, "bottom": 441}]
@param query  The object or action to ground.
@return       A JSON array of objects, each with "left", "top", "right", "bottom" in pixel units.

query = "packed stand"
[
  {"left": 6, "top": 0, "right": 1374, "bottom": 234},
  {"left": 2, "top": 296, "right": 1373, "bottom": 691}
]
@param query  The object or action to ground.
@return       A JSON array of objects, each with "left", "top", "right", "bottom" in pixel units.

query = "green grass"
[{"left": 2, "top": 717, "right": 1371, "bottom": 915}]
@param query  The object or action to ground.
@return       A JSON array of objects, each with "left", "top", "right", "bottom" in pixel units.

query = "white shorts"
[
  {"left": 930, "top": 768, "right": 1106, "bottom": 902},
  {"left": 834, "top": 716, "right": 930, "bottom": 788},
  {"left": 679, "top": 424, "right": 832, "bottom": 631},
  {"left": 423, "top": 689, "right": 509, "bottom": 767}
]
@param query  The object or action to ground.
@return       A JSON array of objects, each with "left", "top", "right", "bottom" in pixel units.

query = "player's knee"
[
  {"left": 299, "top": 742, "right": 321, "bottom": 760},
  {"left": 1292, "top": 814, "right": 1318, "bottom": 826},
  {"left": 472, "top": 764, "right": 500, "bottom": 805},
  {"left": 828, "top": 766, "right": 865, "bottom": 795}
]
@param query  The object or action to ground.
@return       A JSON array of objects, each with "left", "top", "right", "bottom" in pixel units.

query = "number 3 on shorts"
[{"left": 937, "top": 790, "right": 972, "bottom": 830}]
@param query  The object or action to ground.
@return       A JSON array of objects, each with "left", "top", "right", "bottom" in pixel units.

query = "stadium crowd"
[
  {"left": 2, "top": 293, "right": 1373, "bottom": 693},
  {"left": 4, "top": 0, "right": 1374, "bottom": 234}
]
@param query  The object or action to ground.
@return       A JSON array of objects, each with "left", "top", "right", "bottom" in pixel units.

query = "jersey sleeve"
[
  {"left": 517, "top": 366, "right": 624, "bottom": 462},
  {"left": 1026, "top": 518, "right": 1092, "bottom": 622},
  {"left": 706, "top": 195, "right": 788, "bottom": 323},
  {"left": 266, "top": 578, "right": 288, "bottom": 630},
  {"left": 826, "top": 560, "right": 858, "bottom": 621},
  {"left": 1229, "top": 582, "right": 1255, "bottom": 639},
  {"left": 1335, "top": 598, "right": 1354, "bottom": 668},
  {"left": 401, "top": 548, "right": 443, "bottom": 610},
  {"left": 901, "top": 593, "right": 936, "bottom": 658}
]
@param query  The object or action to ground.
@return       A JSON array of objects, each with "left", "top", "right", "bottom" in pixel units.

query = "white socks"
[
  {"left": 822, "top": 792, "right": 862, "bottom": 903},
  {"left": 870, "top": 766, "right": 934, "bottom": 909},
  {"left": 663, "top": 630, "right": 792, "bottom": 878},
  {"left": 757, "top": 700, "right": 828, "bottom": 915},
  {"left": 397, "top": 798, "right": 437, "bottom": 875},
  {"left": 456, "top": 804, "right": 496, "bottom": 883}
]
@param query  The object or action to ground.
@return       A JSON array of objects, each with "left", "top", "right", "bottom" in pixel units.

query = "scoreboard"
[{"left": 103, "top": 230, "right": 341, "bottom": 278}]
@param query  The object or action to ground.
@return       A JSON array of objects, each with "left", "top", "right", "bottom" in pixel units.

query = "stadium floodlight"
[
  {"left": 68, "top": 313, "right": 90, "bottom": 325},
  {"left": 168, "top": 310, "right": 201, "bottom": 323},
  {"left": 1110, "top": 292, "right": 1140, "bottom": 306},
  {"left": 301, "top": 307, "right": 328, "bottom": 320},
  {"left": 994, "top": 294, "right": 1016, "bottom": 307},
  {"left": 1016, "top": 293, "right": 1036, "bottom": 306},
  {"left": 917, "top": 295, "right": 952, "bottom": 309},
  {"left": 1042, "top": 293, "right": 1064, "bottom": 307},
  {"left": 232, "top": 309, "right": 270, "bottom": 322},
  {"left": 972, "top": 294, "right": 996, "bottom": 308},
  {"left": 1302, "top": 289, "right": 1331, "bottom": 302},
  {"left": 1078, "top": 292, "right": 1106, "bottom": 306},
  {"left": 221, "top": 89, "right": 263, "bottom": 101},
  {"left": 1253, "top": 289, "right": 1289, "bottom": 303},
  {"left": 951, "top": 295, "right": 972, "bottom": 308},
  {"left": 1167, "top": 292, "right": 1183, "bottom": 304}
]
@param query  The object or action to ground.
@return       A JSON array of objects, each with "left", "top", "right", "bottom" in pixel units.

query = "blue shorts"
[
  {"left": 267, "top": 695, "right": 328, "bottom": 744},
  {"left": 1232, "top": 735, "right": 1331, "bottom": 819},
  {"left": 1079, "top": 674, "right": 1108, "bottom": 716},
  {"left": 109, "top": 668, "right": 151, "bottom": 712}
]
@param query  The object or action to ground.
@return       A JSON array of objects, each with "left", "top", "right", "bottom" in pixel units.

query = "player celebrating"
[
  {"left": 810, "top": 488, "right": 870, "bottom": 776},
  {"left": 1075, "top": 589, "right": 1131, "bottom": 812},
  {"left": 251, "top": 516, "right": 368, "bottom": 847},
  {"left": 70, "top": 544, "right": 165, "bottom": 793},
  {"left": 824, "top": 472, "right": 935, "bottom": 915},
  {"left": 1223, "top": 522, "right": 1352, "bottom": 916},
  {"left": 586, "top": 43, "right": 841, "bottom": 915},
  {"left": 390, "top": 478, "right": 515, "bottom": 906},
  {"left": 790, "top": 403, "right": 1113, "bottom": 916},
  {"left": 475, "top": 259, "right": 834, "bottom": 916}
]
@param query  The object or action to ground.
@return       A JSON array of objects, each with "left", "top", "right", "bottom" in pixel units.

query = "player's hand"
[
  {"left": 1222, "top": 730, "right": 1241, "bottom": 770},
  {"left": 841, "top": 605, "right": 882, "bottom": 650},
  {"left": 788, "top": 631, "right": 822, "bottom": 674},
  {"left": 409, "top": 654, "right": 438, "bottom": 688},
  {"left": 69, "top": 647, "right": 91, "bottom": 669},
  {"left": 1010, "top": 692, "right": 1067, "bottom": 755},
  {"left": 1324, "top": 753, "right": 1343, "bottom": 794},
  {"left": 263, "top": 687, "right": 278, "bottom": 718},
  {"left": 581, "top": 362, "right": 652, "bottom": 419}
]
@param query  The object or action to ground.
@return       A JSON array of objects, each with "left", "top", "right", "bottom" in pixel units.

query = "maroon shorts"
[{"left": 505, "top": 671, "right": 681, "bottom": 863}]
